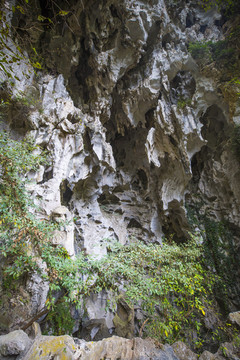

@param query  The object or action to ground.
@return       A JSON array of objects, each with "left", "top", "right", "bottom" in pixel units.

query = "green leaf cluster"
[
  {"left": 231, "top": 124, "right": 240, "bottom": 160},
  {"left": 96, "top": 237, "right": 216, "bottom": 344},
  {"left": 0, "top": 131, "right": 52, "bottom": 281},
  {"left": 186, "top": 203, "right": 240, "bottom": 313},
  {"left": 43, "top": 302, "right": 75, "bottom": 336},
  {"left": 201, "top": 0, "right": 240, "bottom": 15},
  {"left": 188, "top": 40, "right": 236, "bottom": 70},
  {"left": 188, "top": 42, "right": 212, "bottom": 62},
  {"left": 177, "top": 97, "right": 192, "bottom": 110},
  {"left": 0, "top": 0, "right": 73, "bottom": 84}
]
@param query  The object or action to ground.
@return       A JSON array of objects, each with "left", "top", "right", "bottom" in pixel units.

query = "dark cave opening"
[
  {"left": 97, "top": 193, "right": 120, "bottom": 205},
  {"left": 186, "top": 12, "right": 196, "bottom": 28},
  {"left": 145, "top": 108, "right": 155, "bottom": 129},
  {"left": 137, "top": 169, "right": 148, "bottom": 190},
  {"left": 162, "top": 33, "right": 172, "bottom": 49},
  {"left": 190, "top": 146, "right": 206, "bottom": 185},
  {"left": 200, "top": 104, "right": 230, "bottom": 149},
  {"left": 162, "top": 200, "right": 191, "bottom": 243},
  {"left": 200, "top": 24, "right": 207, "bottom": 34},
  {"left": 38, "top": 168, "right": 53, "bottom": 184},
  {"left": 60, "top": 179, "right": 73, "bottom": 207},
  {"left": 170, "top": 71, "right": 196, "bottom": 105},
  {"left": 73, "top": 38, "right": 92, "bottom": 104}
]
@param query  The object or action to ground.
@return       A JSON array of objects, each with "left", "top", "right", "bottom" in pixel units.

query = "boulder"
[
  {"left": 23, "top": 335, "right": 76, "bottom": 360},
  {"left": 75, "top": 336, "right": 180, "bottom": 360},
  {"left": 172, "top": 341, "right": 198, "bottom": 360},
  {"left": 228, "top": 311, "right": 240, "bottom": 328},
  {"left": 0, "top": 330, "right": 31, "bottom": 359},
  {"left": 199, "top": 350, "right": 215, "bottom": 360}
]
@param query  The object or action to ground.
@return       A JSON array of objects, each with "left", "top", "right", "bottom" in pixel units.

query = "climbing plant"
[
  {"left": 232, "top": 124, "right": 240, "bottom": 160},
  {"left": 0, "top": 131, "right": 53, "bottom": 283},
  {"left": 186, "top": 203, "right": 240, "bottom": 313}
]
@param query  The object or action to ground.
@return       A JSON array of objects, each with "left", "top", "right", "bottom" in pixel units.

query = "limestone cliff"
[{"left": 0, "top": 0, "right": 240, "bottom": 350}]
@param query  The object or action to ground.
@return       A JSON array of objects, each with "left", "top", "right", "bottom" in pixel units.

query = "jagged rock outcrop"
[
  {"left": 0, "top": 330, "right": 31, "bottom": 360},
  {"left": 0, "top": 328, "right": 239, "bottom": 360},
  {"left": 0, "top": 0, "right": 240, "bottom": 343}
]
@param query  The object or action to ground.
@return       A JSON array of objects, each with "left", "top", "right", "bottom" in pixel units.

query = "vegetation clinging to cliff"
[
  {"left": 201, "top": 0, "right": 240, "bottom": 14},
  {"left": 0, "top": 133, "right": 234, "bottom": 349}
]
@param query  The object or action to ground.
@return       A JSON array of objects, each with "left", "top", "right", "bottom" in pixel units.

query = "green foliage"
[
  {"left": 209, "top": 41, "right": 234, "bottom": 63},
  {"left": 188, "top": 42, "right": 212, "bottom": 62},
  {"left": 0, "top": 131, "right": 53, "bottom": 281},
  {"left": 202, "top": 219, "right": 239, "bottom": 308},
  {"left": 186, "top": 204, "right": 239, "bottom": 313},
  {"left": 13, "top": 89, "right": 42, "bottom": 111},
  {"left": 0, "top": 0, "right": 74, "bottom": 83},
  {"left": 177, "top": 97, "right": 192, "bottom": 109},
  {"left": 188, "top": 40, "right": 236, "bottom": 69},
  {"left": 43, "top": 302, "right": 75, "bottom": 336},
  {"left": 0, "top": 5, "right": 42, "bottom": 83},
  {"left": 201, "top": 0, "right": 240, "bottom": 15},
  {"left": 0, "top": 9, "right": 26, "bottom": 82},
  {"left": 189, "top": 19, "right": 240, "bottom": 83},
  {"left": 231, "top": 125, "right": 240, "bottom": 160}
]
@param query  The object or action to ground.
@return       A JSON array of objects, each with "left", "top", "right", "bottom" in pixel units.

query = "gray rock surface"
[
  {"left": 228, "top": 311, "right": 240, "bottom": 328},
  {"left": 0, "top": 328, "right": 239, "bottom": 360},
  {"left": 23, "top": 334, "right": 76, "bottom": 360},
  {"left": 0, "top": 330, "right": 31, "bottom": 359},
  {"left": 0, "top": 0, "right": 240, "bottom": 339},
  {"left": 172, "top": 341, "right": 198, "bottom": 360},
  {"left": 199, "top": 351, "right": 216, "bottom": 360},
  {"left": 75, "top": 336, "right": 180, "bottom": 360},
  {"left": 51, "top": 206, "right": 75, "bottom": 257}
]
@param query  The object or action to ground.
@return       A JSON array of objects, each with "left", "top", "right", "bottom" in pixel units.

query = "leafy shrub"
[
  {"left": 231, "top": 125, "right": 240, "bottom": 160},
  {"left": 189, "top": 41, "right": 235, "bottom": 66},
  {"left": 100, "top": 237, "right": 217, "bottom": 345},
  {"left": 177, "top": 97, "right": 192, "bottom": 109},
  {"left": 186, "top": 203, "right": 240, "bottom": 313},
  {"left": 0, "top": 131, "right": 53, "bottom": 281},
  {"left": 188, "top": 42, "right": 212, "bottom": 62},
  {"left": 201, "top": 0, "right": 240, "bottom": 14},
  {"left": 209, "top": 41, "right": 235, "bottom": 63},
  {"left": 43, "top": 302, "right": 75, "bottom": 336}
]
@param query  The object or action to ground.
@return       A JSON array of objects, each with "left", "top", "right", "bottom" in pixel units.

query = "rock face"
[
  {"left": 23, "top": 335, "right": 76, "bottom": 360},
  {"left": 75, "top": 336, "right": 180, "bottom": 360},
  {"left": 0, "top": 329, "right": 239, "bottom": 360},
  {"left": 228, "top": 311, "right": 240, "bottom": 328},
  {"left": 51, "top": 206, "right": 75, "bottom": 257},
  {"left": 0, "top": 329, "right": 182, "bottom": 360},
  {"left": 0, "top": 0, "right": 240, "bottom": 340},
  {"left": 172, "top": 341, "right": 198, "bottom": 360},
  {"left": 0, "top": 330, "right": 31, "bottom": 359}
]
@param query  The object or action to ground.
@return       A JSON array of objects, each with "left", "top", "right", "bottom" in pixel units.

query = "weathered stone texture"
[{"left": 0, "top": 0, "right": 240, "bottom": 339}]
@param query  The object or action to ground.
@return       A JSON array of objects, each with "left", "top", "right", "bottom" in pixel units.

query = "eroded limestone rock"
[
  {"left": 0, "top": 330, "right": 31, "bottom": 359},
  {"left": 51, "top": 206, "right": 75, "bottom": 258},
  {"left": 23, "top": 335, "right": 76, "bottom": 360},
  {"left": 1, "top": 0, "right": 240, "bottom": 339},
  {"left": 172, "top": 341, "right": 198, "bottom": 360},
  {"left": 75, "top": 336, "right": 179, "bottom": 360},
  {"left": 228, "top": 311, "right": 240, "bottom": 328},
  {"left": 113, "top": 297, "right": 134, "bottom": 339}
]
